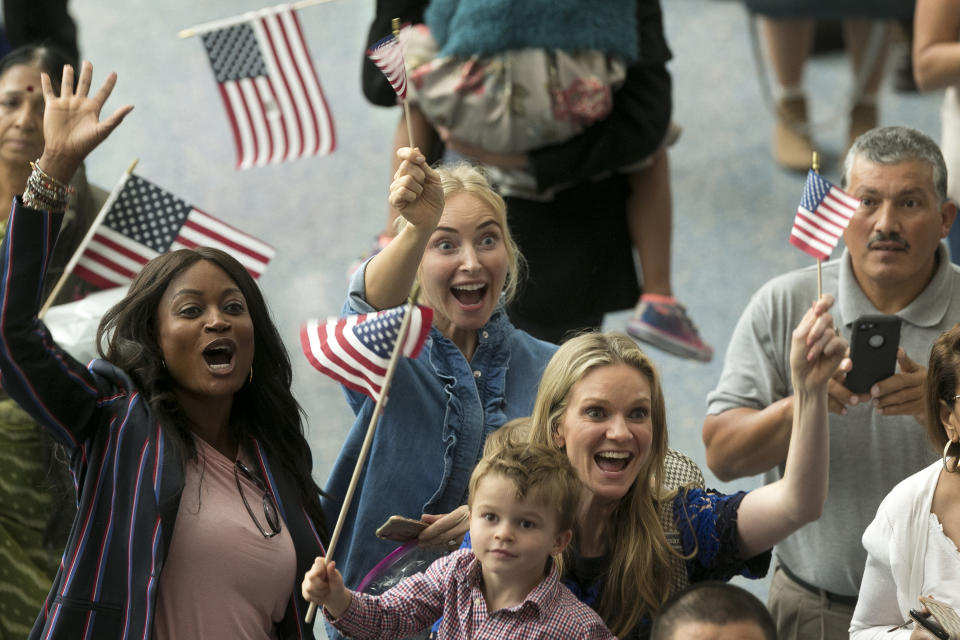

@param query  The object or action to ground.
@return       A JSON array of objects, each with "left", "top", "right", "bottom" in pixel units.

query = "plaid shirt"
[{"left": 329, "top": 549, "right": 615, "bottom": 639}]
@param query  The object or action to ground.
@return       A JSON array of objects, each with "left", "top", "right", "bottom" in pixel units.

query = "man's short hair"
[
  {"left": 842, "top": 126, "right": 948, "bottom": 202},
  {"left": 650, "top": 582, "right": 777, "bottom": 640},
  {"left": 467, "top": 442, "right": 581, "bottom": 533}
]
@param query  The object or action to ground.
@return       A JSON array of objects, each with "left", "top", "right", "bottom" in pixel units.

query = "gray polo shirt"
[{"left": 706, "top": 245, "right": 959, "bottom": 596}]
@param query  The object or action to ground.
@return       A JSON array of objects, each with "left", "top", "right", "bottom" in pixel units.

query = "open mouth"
[
  {"left": 451, "top": 282, "right": 487, "bottom": 306},
  {"left": 201, "top": 339, "right": 236, "bottom": 370},
  {"left": 594, "top": 451, "right": 632, "bottom": 473}
]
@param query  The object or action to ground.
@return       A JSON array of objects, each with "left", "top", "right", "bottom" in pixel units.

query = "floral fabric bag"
[{"left": 402, "top": 24, "right": 627, "bottom": 155}]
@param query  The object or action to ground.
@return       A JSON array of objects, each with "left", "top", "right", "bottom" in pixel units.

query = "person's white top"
[{"left": 850, "top": 461, "right": 960, "bottom": 639}]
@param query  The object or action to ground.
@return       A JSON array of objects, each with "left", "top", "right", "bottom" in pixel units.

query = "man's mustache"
[{"left": 866, "top": 232, "right": 910, "bottom": 250}]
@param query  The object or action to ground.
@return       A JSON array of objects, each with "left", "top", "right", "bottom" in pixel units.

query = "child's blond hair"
[
  {"left": 482, "top": 418, "right": 531, "bottom": 457},
  {"left": 467, "top": 440, "right": 581, "bottom": 533}
]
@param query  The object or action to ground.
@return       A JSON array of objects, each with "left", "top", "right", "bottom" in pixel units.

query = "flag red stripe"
[
  {"left": 300, "top": 328, "right": 379, "bottom": 399},
  {"left": 235, "top": 79, "right": 259, "bottom": 166},
  {"left": 790, "top": 221, "right": 835, "bottom": 254},
  {"left": 789, "top": 233, "right": 829, "bottom": 261},
  {"left": 249, "top": 79, "right": 274, "bottom": 164},
  {"left": 289, "top": 9, "right": 335, "bottom": 152},
  {"left": 333, "top": 321, "right": 387, "bottom": 377},
  {"left": 178, "top": 209, "right": 270, "bottom": 264},
  {"left": 408, "top": 310, "right": 432, "bottom": 358},
  {"left": 300, "top": 317, "right": 385, "bottom": 397},
  {"left": 823, "top": 191, "right": 857, "bottom": 213},
  {"left": 796, "top": 209, "right": 842, "bottom": 239},
  {"left": 82, "top": 249, "right": 140, "bottom": 279},
  {"left": 175, "top": 236, "right": 198, "bottom": 249},
  {"left": 260, "top": 15, "right": 305, "bottom": 158},
  {"left": 171, "top": 232, "right": 262, "bottom": 280},
  {"left": 319, "top": 330, "right": 382, "bottom": 396},
  {"left": 275, "top": 12, "right": 321, "bottom": 156},
  {"left": 217, "top": 83, "right": 245, "bottom": 169},
  {"left": 181, "top": 218, "right": 271, "bottom": 264},
  {"left": 73, "top": 264, "right": 125, "bottom": 290},
  {"left": 265, "top": 76, "right": 289, "bottom": 160},
  {"left": 91, "top": 233, "right": 152, "bottom": 267},
  {"left": 818, "top": 198, "right": 855, "bottom": 222}
]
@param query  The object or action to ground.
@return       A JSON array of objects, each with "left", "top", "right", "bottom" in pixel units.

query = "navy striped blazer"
[{"left": 0, "top": 200, "right": 325, "bottom": 639}]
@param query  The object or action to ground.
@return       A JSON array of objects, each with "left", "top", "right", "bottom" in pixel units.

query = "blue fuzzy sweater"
[{"left": 425, "top": 0, "right": 638, "bottom": 62}]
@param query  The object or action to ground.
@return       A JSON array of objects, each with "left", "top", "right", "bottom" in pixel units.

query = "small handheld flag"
[
  {"left": 789, "top": 169, "right": 860, "bottom": 261},
  {"left": 368, "top": 19, "right": 416, "bottom": 147},
  {"left": 302, "top": 292, "right": 428, "bottom": 625},
  {"left": 367, "top": 33, "right": 408, "bottom": 101},
  {"left": 300, "top": 304, "right": 433, "bottom": 401}
]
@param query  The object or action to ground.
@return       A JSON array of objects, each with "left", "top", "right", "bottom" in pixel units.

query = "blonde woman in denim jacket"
[{"left": 322, "top": 150, "right": 556, "bottom": 612}]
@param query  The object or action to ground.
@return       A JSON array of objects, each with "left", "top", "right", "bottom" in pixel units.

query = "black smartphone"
[
  {"left": 843, "top": 314, "right": 901, "bottom": 394},
  {"left": 910, "top": 608, "right": 951, "bottom": 640}
]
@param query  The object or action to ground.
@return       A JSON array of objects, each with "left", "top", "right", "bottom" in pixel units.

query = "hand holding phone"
[
  {"left": 376, "top": 515, "right": 428, "bottom": 543},
  {"left": 843, "top": 315, "right": 901, "bottom": 394},
  {"left": 910, "top": 608, "right": 951, "bottom": 640},
  {"left": 920, "top": 596, "right": 960, "bottom": 639}
]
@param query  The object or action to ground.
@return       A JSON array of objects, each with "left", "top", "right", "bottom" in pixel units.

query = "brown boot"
[
  {"left": 774, "top": 95, "right": 816, "bottom": 171},
  {"left": 848, "top": 102, "right": 878, "bottom": 149}
]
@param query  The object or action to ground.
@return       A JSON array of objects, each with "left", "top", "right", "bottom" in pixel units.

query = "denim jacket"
[{"left": 322, "top": 265, "right": 556, "bottom": 594}]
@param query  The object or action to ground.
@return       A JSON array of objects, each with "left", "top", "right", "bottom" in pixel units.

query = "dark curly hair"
[
  {"left": 96, "top": 247, "right": 327, "bottom": 542},
  {"left": 924, "top": 323, "right": 960, "bottom": 452}
]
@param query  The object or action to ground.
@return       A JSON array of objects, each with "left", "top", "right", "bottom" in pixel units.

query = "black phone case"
[
  {"left": 910, "top": 609, "right": 950, "bottom": 640},
  {"left": 843, "top": 314, "right": 901, "bottom": 394}
]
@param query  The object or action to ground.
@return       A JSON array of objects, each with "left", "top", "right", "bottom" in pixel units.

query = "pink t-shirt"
[{"left": 152, "top": 436, "right": 296, "bottom": 639}]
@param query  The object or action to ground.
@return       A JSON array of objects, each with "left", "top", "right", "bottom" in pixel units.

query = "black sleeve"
[
  {"left": 0, "top": 199, "right": 103, "bottom": 451},
  {"left": 528, "top": 0, "right": 674, "bottom": 191}
]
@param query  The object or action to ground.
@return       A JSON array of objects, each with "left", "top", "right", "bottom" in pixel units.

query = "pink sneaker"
[{"left": 626, "top": 295, "right": 713, "bottom": 362}]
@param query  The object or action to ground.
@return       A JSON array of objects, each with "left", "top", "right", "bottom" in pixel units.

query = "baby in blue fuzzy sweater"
[
  {"left": 403, "top": 0, "right": 637, "bottom": 159},
  {"left": 371, "top": 0, "right": 714, "bottom": 363}
]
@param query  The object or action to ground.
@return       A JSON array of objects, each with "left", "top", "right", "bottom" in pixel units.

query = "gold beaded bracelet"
[{"left": 22, "top": 160, "right": 75, "bottom": 213}]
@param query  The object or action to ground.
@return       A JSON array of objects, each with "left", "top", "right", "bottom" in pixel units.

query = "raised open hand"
[{"left": 38, "top": 61, "right": 133, "bottom": 184}]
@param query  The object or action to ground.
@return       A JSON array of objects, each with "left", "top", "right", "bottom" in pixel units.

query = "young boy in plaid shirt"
[{"left": 302, "top": 441, "right": 615, "bottom": 639}]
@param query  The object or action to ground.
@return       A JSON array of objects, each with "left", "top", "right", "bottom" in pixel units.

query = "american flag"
[
  {"left": 73, "top": 174, "right": 276, "bottom": 289},
  {"left": 367, "top": 33, "right": 407, "bottom": 100},
  {"left": 200, "top": 5, "right": 335, "bottom": 169},
  {"left": 300, "top": 304, "right": 433, "bottom": 401},
  {"left": 789, "top": 170, "right": 861, "bottom": 261}
]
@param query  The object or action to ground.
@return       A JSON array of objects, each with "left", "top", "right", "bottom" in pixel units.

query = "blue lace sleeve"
[{"left": 673, "top": 488, "right": 772, "bottom": 583}]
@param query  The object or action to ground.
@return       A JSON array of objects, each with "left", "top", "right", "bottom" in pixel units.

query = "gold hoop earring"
[
  {"left": 943, "top": 440, "right": 959, "bottom": 474},
  {"left": 248, "top": 366, "right": 254, "bottom": 384}
]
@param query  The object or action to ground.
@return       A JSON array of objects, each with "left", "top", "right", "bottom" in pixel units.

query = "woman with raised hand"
[
  {"left": 0, "top": 61, "right": 327, "bottom": 639},
  {"left": 322, "top": 147, "right": 556, "bottom": 615},
  {"left": 524, "top": 300, "right": 847, "bottom": 639}
]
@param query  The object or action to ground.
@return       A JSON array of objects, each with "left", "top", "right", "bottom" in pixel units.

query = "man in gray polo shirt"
[{"left": 703, "top": 126, "right": 959, "bottom": 639}]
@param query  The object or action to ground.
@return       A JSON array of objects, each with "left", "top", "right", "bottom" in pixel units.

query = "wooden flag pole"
[
  {"left": 177, "top": 0, "right": 338, "bottom": 39},
  {"left": 38, "top": 159, "right": 139, "bottom": 319},
  {"left": 812, "top": 151, "right": 822, "bottom": 299},
  {"left": 305, "top": 283, "right": 422, "bottom": 624},
  {"left": 393, "top": 17, "right": 416, "bottom": 148}
]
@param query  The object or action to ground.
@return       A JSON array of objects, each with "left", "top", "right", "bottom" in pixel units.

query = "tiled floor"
[{"left": 70, "top": 0, "right": 943, "bottom": 624}]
